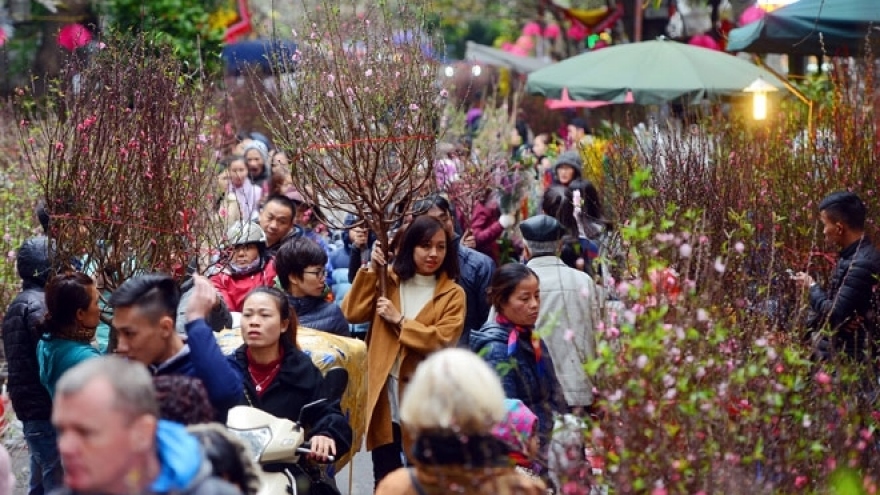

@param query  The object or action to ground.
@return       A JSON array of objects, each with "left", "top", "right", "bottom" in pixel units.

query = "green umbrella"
[
  {"left": 526, "top": 39, "right": 787, "bottom": 105},
  {"left": 727, "top": 0, "right": 880, "bottom": 56}
]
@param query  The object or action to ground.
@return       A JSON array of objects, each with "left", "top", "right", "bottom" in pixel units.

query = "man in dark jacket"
[
  {"left": 276, "top": 237, "right": 350, "bottom": 336},
  {"left": 794, "top": 191, "right": 880, "bottom": 360},
  {"left": 1, "top": 236, "right": 63, "bottom": 494},
  {"left": 50, "top": 356, "right": 241, "bottom": 495},
  {"left": 109, "top": 274, "right": 242, "bottom": 420}
]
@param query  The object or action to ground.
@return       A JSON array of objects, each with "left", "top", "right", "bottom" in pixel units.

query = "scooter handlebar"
[{"left": 297, "top": 443, "right": 336, "bottom": 463}]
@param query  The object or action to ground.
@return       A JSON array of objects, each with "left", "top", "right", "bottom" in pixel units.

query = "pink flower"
[
  {"left": 409, "top": 103, "right": 419, "bottom": 111},
  {"left": 815, "top": 371, "right": 832, "bottom": 385},
  {"left": 563, "top": 329, "right": 574, "bottom": 342},
  {"left": 439, "top": 89, "right": 449, "bottom": 98},
  {"left": 326, "top": 90, "right": 335, "bottom": 97},
  {"left": 794, "top": 476, "right": 808, "bottom": 489},
  {"left": 679, "top": 243, "right": 692, "bottom": 258},
  {"left": 365, "top": 69, "right": 373, "bottom": 77},
  {"left": 734, "top": 241, "right": 745, "bottom": 253}
]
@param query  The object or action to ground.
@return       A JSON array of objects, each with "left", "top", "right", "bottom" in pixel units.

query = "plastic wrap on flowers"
[{"left": 216, "top": 326, "right": 367, "bottom": 470}]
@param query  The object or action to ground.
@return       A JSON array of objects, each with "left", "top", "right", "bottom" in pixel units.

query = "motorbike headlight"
[{"left": 228, "top": 427, "right": 272, "bottom": 463}]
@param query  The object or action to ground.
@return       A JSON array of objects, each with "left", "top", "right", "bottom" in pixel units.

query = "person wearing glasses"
[{"left": 275, "top": 237, "right": 351, "bottom": 336}]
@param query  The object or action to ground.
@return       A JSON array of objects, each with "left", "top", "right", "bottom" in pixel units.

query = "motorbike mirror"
[
  {"left": 322, "top": 367, "right": 349, "bottom": 403},
  {"left": 297, "top": 398, "right": 327, "bottom": 427}
]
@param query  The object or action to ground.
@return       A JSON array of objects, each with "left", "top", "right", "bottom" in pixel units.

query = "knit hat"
[
  {"left": 242, "top": 140, "right": 269, "bottom": 166},
  {"left": 226, "top": 221, "right": 267, "bottom": 247},
  {"left": 491, "top": 398, "right": 538, "bottom": 453},
  {"left": 554, "top": 150, "right": 583, "bottom": 178}
]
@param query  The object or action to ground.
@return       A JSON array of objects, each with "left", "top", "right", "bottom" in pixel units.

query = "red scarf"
[{"left": 246, "top": 347, "right": 284, "bottom": 397}]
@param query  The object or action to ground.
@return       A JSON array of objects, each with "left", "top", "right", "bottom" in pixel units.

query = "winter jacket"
[
  {"left": 287, "top": 295, "right": 351, "bottom": 337},
  {"left": 229, "top": 339, "right": 353, "bottom": 459},
  {"left": 809, "top": 237, "right": 880, "bottom": 358},
  {"left": 470, "top": 323, "right": 566, "bottom": 446},
  {"left": 153, "top": 319, "right": 243, "bottom": 421},
  {"left": 210, "top": 259, "right": 277, "bottom": 313},
  {"left": 527, "top": 255, "right": 599, "bottom": 407},
  {"left": 457, "top": 243, "right": 495, "bottom": 346},
  {"left": 37, "top": 336, "right": 101, "bottom": 398},
  {"left": 2, "top": 282, "right": 52, "bottom": 421},
  {"left": 341, "top": 267, "right": 465, "bottom": 450},
  {"left": 49, "top": 420, "right": 241, "bottom": 495},
  {"left": 469, "top": 200, "right": 504, "bottom": 265}
]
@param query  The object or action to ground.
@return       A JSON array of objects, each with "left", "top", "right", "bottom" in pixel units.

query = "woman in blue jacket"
[
  {"left": 470, "top": 263, "right": 565, "bottom": 449},
  {"left": 37, "top": 272, "right": 102, "bottom": 398}
]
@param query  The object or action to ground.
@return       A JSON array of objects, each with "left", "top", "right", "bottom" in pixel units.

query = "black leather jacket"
[{"left": 809, "top": 237, "right": 880, "bottom": 359}]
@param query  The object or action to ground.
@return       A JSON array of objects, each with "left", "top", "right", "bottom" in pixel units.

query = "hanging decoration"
[
  {"left": 688, "top": 33, "right": 721, "bottom": 51},
  {"left": 224, "top": 0, "right": 253, "bottom": 43},
  {"left": 57, "top": 23, "right": 92, "bottom": 51}
]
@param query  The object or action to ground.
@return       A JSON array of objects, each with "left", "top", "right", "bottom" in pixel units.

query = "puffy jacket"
[
  {"left": 809, "top": 237, "right": 880, "bottom": 358},
  {"left": 229, "top": 339, "right": 353, "bottom": 459},
  {"left": 287, "top": 295, "right": 351, "bottom": 337},
  {"left": 210, "top": 259, "right": 277, "bottom": 313},
  {"left": 469, "top": 200, "right": 504, "bottom": 264},
  {"left": 1, "top": 237, "right": 53, "bottom": 420},
  {"left": 470, "top": 323, "right": 565, "bottom": 447},
  {"left": 49, "top": 420, "right": 241, "bottom": 495},
  {"left": 457, "top": 244, "right": 495, "bottom": 347}
]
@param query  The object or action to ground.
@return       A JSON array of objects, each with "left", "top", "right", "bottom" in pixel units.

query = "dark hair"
[
  {"left": 40, "top": 272, "right": 95, "bottom": 334},
  {"left": 392, "top": 215, "right": 459, "bottom": 281},
  {"left": 819, "top": 191, "right": 867, "bottom": 231},
  {"left": 263, "top": 194, "right": 297, "bottom": 216},
  {"left": 187, "top": 425, "right": 261, "bottom": 495},
  {"left": 109, "top": 273, "right": 180, "bottom": 325},
  {"left": 570, "top": 117, "right": 591, "bottom": 134},
  {"left": 569, "top": 178, "right": 613, "bottom": 235},
  {"left": 542, "top": 185, "right": 578, "bottom": 235},
  {"left": 413, "top": 194, "right": 452, "bottom": 217},
  {"left": 225, "top": 155, "right": 245, "bottom": 170},
  {"left": 153, "top": 375, "right": 214, "bottom": 425},
  {"left": 242, "top": 287, "right": 298, "bottom": 348},
  {"left": 275, "top": 237, "right": 328, "bottom": 290},
  {"left": 487, "top": 263, "right": 539, "bottom": 313}
]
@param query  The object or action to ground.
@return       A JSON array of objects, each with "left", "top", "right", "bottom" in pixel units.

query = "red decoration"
[
  {"left": 567, "top": 22, "right": 588, "bottom": 42},
  {"left": 688, "top": 33, "right": 720, "bottom": 51},
  {"left": 57, "top": 24, "right": 92, "bottom": 51},
  {"left": 224, "top": 0, "right": 253, "bottom": 43},
  {"left": 522, "top": 21, "right": 542, "bottom": 37},
  {"left": 543, "top": 24, "right": 562, "bottom": 39}
]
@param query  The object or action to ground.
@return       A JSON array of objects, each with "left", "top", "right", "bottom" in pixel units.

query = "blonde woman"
[{"left": 376, "top": 348, "right": 548, "bottom": 494}]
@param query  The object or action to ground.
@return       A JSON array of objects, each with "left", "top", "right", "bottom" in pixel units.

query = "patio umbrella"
[
  {"left": 526, "top": 39, "right": 787, "bottom": 105},
  {"left": 726, "top": 0, "right": 880, "bottom": 56},
  {"left": 464, "top": 41, "right": 550, "bottom": 74}
]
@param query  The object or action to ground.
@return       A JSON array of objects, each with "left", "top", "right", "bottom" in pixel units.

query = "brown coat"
[
  {"left": 341, "top": 267, "right": 465, "bottom": 450},
  {"left": 376, "top": 465, "right": 549, "bottom": 495}
]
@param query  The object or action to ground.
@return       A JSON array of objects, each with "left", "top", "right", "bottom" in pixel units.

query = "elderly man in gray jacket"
[{"left": 520, "top": 215, "right": 600, "bottom": 411}]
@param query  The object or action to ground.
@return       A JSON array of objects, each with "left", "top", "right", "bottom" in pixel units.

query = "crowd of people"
[
  {"left": 2, "top": 101, "right": 879, "bottom": 494},
  {"left": 0, "top": 119, "right": 618, "bottom": 494}
]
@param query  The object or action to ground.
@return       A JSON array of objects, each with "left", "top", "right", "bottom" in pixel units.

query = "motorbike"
[{"left": 227, "top": 367, "right": 348, "bottom": 495}]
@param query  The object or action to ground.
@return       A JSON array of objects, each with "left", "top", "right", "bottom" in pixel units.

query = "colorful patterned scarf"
[{"left": 496, "top": 314, "right": 542, "bottom": 365}]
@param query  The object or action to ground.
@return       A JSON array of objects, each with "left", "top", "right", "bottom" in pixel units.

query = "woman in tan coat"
[
  {"left": 341, "top": 215, "right": 466, "bottom": 488},
  {"left": 376, "top": 348, "right": 548, "bottom": 495}
]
